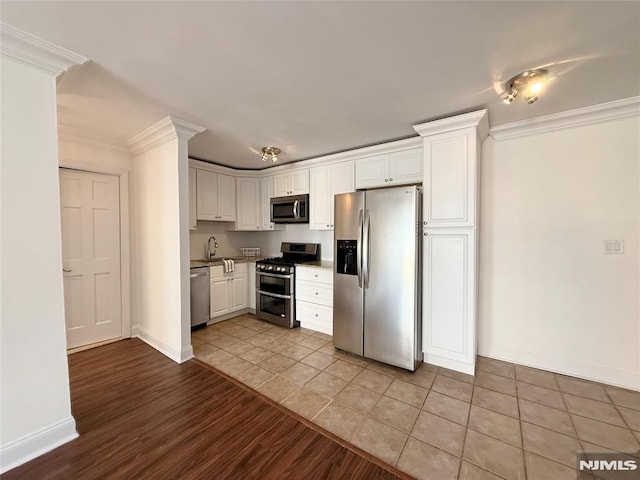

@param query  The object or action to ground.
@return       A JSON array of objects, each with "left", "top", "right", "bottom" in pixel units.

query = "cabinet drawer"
[
  {"left": 210, "top": 262, "right": 247, "bottom": 280},
  {"left": 296, "top": 267, "right": 333, "bottom": 284},
  {"left": 296, "top": 280, "right": 333, "bottom": 305},
  {"left": 297, "top": 301, "right": 332, "bottom": 336}
]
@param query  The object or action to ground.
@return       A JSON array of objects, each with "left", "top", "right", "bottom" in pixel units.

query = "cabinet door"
[
  {"left": 329, "top": 160, "right": 355, "bottom": 227},
  {"left": 389, "top": 148, "right": 422, "bottom": 186},
  {"left": 273, "top": 174, "right": 290, "bottom": 197},
  {"left": 355, "top": 154, "right": 388, "bottom": 189},
  {"left": 210, "top": 277, "right": 230, "bottom": 317},
  {"left": 423, "top": 228, "right": 476, "bottom": 374},
  {"left": 290, "top": 170, "right": 309, "bottom": 195},
  {"left": 230, "top": 274, "right": 248, "bottom": 311},
  {"left": 235, "top": 177, "right": 260, "bottom": 230},
  {"left": 188, "top": 167, "right": 197, "bottom": 230},
  {"left": 309, "top": 166, "right": 331, "bottom": 230},
  {"left": 216, "top": 174, "right": 236, "bottom": 221},
  {"left": 423, "top": 129, "right": 476, "bottom": 227},
  {"left": 196, "top": 170, "right": 218, "bottom": 221},
  {"left": 260, "top": 176, "right": 283, "bottom": 231}
]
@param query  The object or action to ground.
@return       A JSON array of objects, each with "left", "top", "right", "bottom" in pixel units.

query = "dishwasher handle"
[{"left": 190, "top": 272, "right": 208, "bottom": 279}]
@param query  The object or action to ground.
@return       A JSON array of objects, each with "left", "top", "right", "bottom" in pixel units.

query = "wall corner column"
[
  {"left": 128, "top": 116, "right": 205, "bottom": 363},
  {"left": 413, "top": 110, "right": 488, "bottom": 375}
]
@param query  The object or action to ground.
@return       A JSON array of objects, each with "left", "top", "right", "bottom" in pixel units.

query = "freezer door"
[
  {"left": 363, "top": 186, "right": 420, "bottom": 370},
  {"left": 333, "top": 191, "right": 365, "bottom": 356}
]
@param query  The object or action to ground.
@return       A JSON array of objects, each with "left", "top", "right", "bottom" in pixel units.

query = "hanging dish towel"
[{"left": 223, "top": 259, "right": 235, "bottom": 273}]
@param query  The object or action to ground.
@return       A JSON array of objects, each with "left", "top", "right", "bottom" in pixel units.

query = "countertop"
[
  {"left": 298, "top": 260, "right": 334, "bottom": 270},
  {"left": 190, "top": 257, "right": 333, "bottom": 270},
  {"left": 190, "top": 256, "right": 264, "bottom": 268}
]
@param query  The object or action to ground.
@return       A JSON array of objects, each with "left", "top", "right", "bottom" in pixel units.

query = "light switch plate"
[{"left": 603, "top": 240, "right": 624, "bottom": 254}]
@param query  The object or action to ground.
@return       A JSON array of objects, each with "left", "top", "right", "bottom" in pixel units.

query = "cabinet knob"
[
  {"left": 314, "top": 274, "right": 318, "bottom": 277},
  {"left": 389, "top": 178, "right": 393, "bottom": 182},
  {"left": 315, "top": 314, "right": 318, "bottom": 317},
  {"left": 424, "top": 232, "right": 428, "bottom": 236},
  {"left": 326, "top": 224, "right": 330, "bottom": 227},
  {"left": 384, "top": 178, "right": 388, "bottom": 183},
  {"left": 315, "top": 292, "right": 319, "bottom": 295},
  {"left": 423, "top": 221, "right": 428, "bottom": 225}
]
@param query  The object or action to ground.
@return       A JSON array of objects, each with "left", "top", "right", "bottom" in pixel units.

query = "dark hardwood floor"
[{"left": 4, "top": 339, "right": 408, "bottom": 480}]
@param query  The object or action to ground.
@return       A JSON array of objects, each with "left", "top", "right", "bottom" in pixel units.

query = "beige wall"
[{"left": 479, "top": 115, "right": 639, "bottom": 389}]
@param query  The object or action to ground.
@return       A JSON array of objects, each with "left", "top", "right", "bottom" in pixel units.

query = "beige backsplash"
[
  {"left": 189, "top": 222, "right": 333, "bottom": 261},
  {"left": 189, "top": 222, "right": 242, "bottom": 259}
]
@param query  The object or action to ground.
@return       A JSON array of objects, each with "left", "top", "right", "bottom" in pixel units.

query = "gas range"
[
  {"left": 255, "top": 243, "right": 321, "bottom": 274},
  {"left": 255, "top": 242, "right": 321, "bottom": 328}
]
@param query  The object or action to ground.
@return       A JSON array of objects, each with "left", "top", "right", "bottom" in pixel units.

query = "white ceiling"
[{"left": 3, "top": 1, "right": 639, "bottom": 169}]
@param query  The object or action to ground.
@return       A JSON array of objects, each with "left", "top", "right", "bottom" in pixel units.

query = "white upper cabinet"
[
  {"left": 260, "top": 176, "right": 284, "bottom": 231},
  {"left": 310, "top": 160, "right": 355, "bottom": 230},
  {"left": 188, "top": 167, "right": 197, "bottom": 230},
  {"left": 422, "top": 129, "right": 477, "bottom": 228},
  {"left": 273, "top": 169, "right": 309, "bottom": 196},
  {"left": 235, "top": 177, "right": 261, "bottom": 231},
  {"left": 196, "top": 170, "right": 218, "bottom": 220},
  {"left": 355, "top": 148, "right": 422, "bottom": 189},
  {"left": 196, "top": 170, "right": 236, "bottom": 222}
]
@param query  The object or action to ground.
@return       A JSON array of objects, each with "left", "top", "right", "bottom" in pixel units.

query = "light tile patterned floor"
[{"left": 192, "top": 314, "right": 640, "bottom": 480}]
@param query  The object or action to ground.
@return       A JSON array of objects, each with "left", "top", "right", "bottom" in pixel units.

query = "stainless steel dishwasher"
[{"left": 190, "top": 267, "right": 210, "bottom": 328}]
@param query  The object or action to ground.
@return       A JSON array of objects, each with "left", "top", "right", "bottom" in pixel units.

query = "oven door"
[
  {"left": 256, "top": 290, "right": 297, "bottom": 328},
  {"left": 256, "top": 271, "right": 293, "bottom": 296}
]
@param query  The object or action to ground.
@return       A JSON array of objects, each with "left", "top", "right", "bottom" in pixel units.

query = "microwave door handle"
[
  {"left": 357, "top": 209, "right": 363, "bottom": 288},
  {"left": 363, "top": 209, "right": 370, "bottom": 288},
  {"left": 293, "top": 200, "right": 299, "bottom": 219}
]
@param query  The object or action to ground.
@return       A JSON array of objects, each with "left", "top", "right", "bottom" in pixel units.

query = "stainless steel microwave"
[{"left": 270, "top": 194, "right": 309, "bottom": 223}]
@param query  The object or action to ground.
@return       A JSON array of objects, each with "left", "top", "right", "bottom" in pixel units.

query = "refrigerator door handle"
[
  {"left": 363, "top": 209, "right": 370, "bottom": 288},
  {"left": 357, "top": 209, "right": 363, "bottom": 287}
]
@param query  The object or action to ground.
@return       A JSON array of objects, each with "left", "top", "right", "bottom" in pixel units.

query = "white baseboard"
[
  {"left": 0, "top": 416, "right": 77, "bottom": 474},
  {"left": 180, "top": 344, "right": 194, "bottom": 363},
  {"left": 132, "top": 325, "right": 191, "bottom": 364},
  {"left": 423, "top": 352, "right": 475, "bottom": 375},
  {"left": 478, "top": 342, "right": 640, "bottom": 392}
]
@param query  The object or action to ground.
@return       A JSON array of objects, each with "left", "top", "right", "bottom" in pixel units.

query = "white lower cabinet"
[
  {"left": 422, "top": 228, "right": 476, "bottom": 374},
  {"left": 295, "top": 266, "right": 333, "bottom": 335},
  {"left": 210, "top": 263, "right": 248, "bottom": 319}
]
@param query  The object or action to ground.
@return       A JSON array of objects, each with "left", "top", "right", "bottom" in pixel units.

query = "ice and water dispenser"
[{"left": 336, "top": 240, "right": 358, "bottom": 275}]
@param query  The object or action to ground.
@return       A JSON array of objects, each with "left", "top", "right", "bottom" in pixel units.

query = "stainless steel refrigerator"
[{"left": 333, "top": 186, "right": 422, "bottom": 371}]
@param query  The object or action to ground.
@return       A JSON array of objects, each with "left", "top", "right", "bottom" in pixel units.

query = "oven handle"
[
  {"left": 257, "top": 290, "right": 292, "bottom": 300},
  {"left": 256, "top": 271, "right": 293, "bottom": 280}
]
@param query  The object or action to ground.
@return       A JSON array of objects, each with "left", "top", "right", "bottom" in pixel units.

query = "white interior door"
[{"left": 60, "top": 169, "right": 122, "bottom": 349}]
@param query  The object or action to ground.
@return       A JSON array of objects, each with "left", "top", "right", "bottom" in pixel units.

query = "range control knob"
[{"left": 267, "top": 265, "right": 273, "bottom": 270}]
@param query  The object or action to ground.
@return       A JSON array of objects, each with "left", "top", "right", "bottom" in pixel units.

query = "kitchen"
[{"left": 2, "top": 2, "right": 639, "bottom": 479}]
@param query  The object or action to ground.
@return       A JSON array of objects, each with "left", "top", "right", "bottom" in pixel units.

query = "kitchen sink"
[{"left": 194, "top": 257, "right": 224, "bottom": 262}]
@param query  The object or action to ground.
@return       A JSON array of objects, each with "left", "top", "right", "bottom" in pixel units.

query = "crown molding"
[
  {"left": 489, "top": 96, "right": 640, "bottom": 141},
  {"left": 413, "top": 109, "right": 489, "bottom": 140},
  {"left": 58, "top": 122, "right": 130, "bottom": 154},
  {"left": 0, "top": 22, "right": 87, "bottom": 75},
  {"left": 127, "top": 116, "right": 205, "bottom": 156}
]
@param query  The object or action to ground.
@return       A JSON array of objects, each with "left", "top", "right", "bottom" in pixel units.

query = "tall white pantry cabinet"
[{"left": 413, "top": 110, "right": 488, "bottom": 375}]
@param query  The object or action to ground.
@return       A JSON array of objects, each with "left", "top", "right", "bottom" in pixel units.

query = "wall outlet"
[{"left": 603, "top": 240, "right": 624, "bottom": 254}]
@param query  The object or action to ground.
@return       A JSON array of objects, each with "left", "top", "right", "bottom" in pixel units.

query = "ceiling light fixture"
[
  {"left": 502, "top": 69, "right": 549, "bottom": 105},
  {"left": 261, "top": 146, "right": 281, "bottom": 163}
]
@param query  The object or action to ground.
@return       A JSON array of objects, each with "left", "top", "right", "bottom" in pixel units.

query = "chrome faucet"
[{"left": 206, "top": 236, "right": 219, "bottom": 260}]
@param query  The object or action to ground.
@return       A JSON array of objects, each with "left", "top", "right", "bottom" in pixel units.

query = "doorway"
[{"left": 59, "top": 168, "right": 122, "bottom": 349}]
